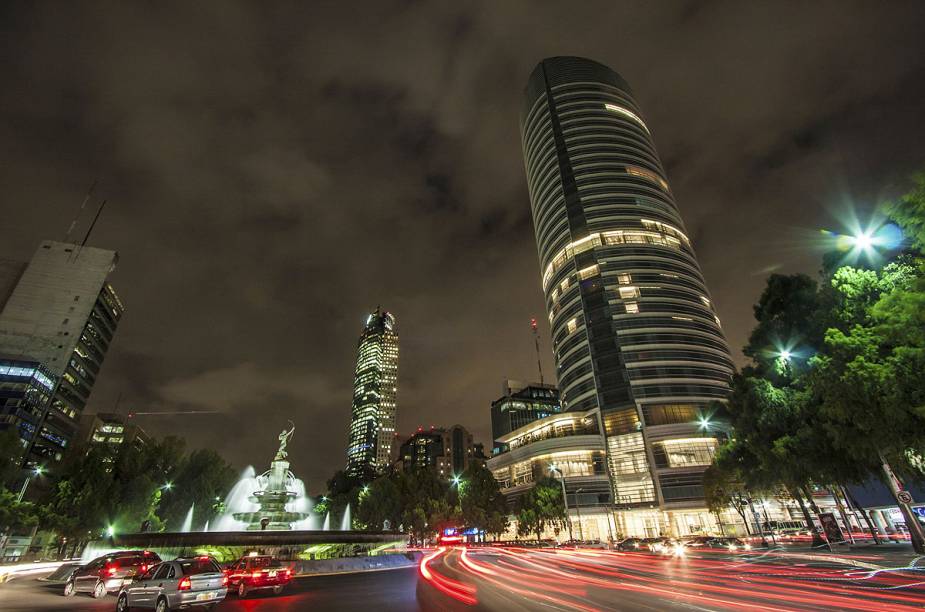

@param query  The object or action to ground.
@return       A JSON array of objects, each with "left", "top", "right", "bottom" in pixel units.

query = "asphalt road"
[
  {"left": 0, "top": 567, "right": 423, "bottom": 611},
  {"left": 420, "top": 546, "right": 925, "bottom": 611},
  {"left": 2, "top": 548, "right": 924, "bottom": 611}
]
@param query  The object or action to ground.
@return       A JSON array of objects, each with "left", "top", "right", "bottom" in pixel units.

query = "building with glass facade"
[
  {"left": 490, "top": 379, "right": 561, "bottom": 455},
  {"left": 346, "top": 307, "right": 399, "bottom": 475},
  {"left": 397, "top": 425, "right": 483, "bottom": 477},
  {"left": 0, "top": 356, "right": 57, "bottom": 470},
  {"left": 0, "top": 241, "right": 123, "bottom": 467},
  {"left": 519, "top": 57, "right": 734, "bottom": 537}
]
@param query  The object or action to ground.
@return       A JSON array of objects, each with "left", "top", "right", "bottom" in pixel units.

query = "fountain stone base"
[{"left": 232, "top": 459, "right": 308, "bottom": 531}]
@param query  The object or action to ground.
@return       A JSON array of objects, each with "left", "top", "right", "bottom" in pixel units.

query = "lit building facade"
[
  {"left": 77, "top": 412, "right": 150, "bottom": 456},
  {"left": 0, "top": 241, "right": 123, "bottom": 466},
  {"left": 346, "top": 307, "right": 399, "bottom": 475},
  {"left": 398, "top": 425, "right": 482, "bottom": 477},
  {"left": 520, "top": 57, "right": 734, "bottom": 537},
  {"left": 490, "top": 380, "right": 561, "bottom": 455},
  {"left": 488, "top": 408, "right": 616, "bottom": 541},
  {"left": 0, "top": 356, "right": 57, "bottom": 469}
]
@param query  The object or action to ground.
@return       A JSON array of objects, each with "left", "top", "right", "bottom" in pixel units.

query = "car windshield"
[{"left": 179, "top": 559, "right": 222, "bottom": 575}]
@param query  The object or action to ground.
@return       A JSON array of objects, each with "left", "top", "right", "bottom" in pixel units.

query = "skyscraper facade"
[
  {"left": 346, "top": 308, "right": 399, "bottom": 475},
  {"left": 521, "top": 57, "right": 734, "bottom": 537},
  {"left": 0, "top": 241, "right": 123, "bottom": 466},
  {"left": 490, "top": 379, "right": 561, "bottom": 455}
]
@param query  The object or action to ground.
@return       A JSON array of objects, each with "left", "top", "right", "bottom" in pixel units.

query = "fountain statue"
[{"left": 230, "top": 422, "right": 311, "bottom": 530}]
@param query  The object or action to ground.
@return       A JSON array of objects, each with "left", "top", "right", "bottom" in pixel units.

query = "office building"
[
  {"left": 0, "top": 356, "right": 57, "bottom": 469},
  {"left": 0, "top": 241, "right": 123, "bottom": 465},
  {"left": 398, "top": 425, "right": 483, "bottom": 477},
  {"left": 520, "top": 57, "right": 734, "bottom": 537},
  {"left": 346, "top": 307, "right": 399, "bottom": 475},
  {"left": 490, "top": 380, "right": 561, "bottom": 454},
  {"left": 77, "top": 412, "right": 150, "bottom": 455}
]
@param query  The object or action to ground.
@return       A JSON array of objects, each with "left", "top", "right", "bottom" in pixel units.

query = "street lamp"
[
  {"left": 548, "top": 465, "right": 573, "bottom": 542},
  {"left": 17, "top": 466, "right": 44, "bottom": 503},
  {"left": 698, "top": 417, "right": 711, "bottom": 432},
  {"left": 451, "top": 475, "right": 461, "bottom": 486},
  {"left": 574, "top": 488, "right": 585, "bottom": 542},
  {"left": 162, "top": 482, "right": 173, "bottom": 491}
]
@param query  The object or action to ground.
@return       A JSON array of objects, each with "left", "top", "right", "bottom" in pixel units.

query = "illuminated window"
[
  {"left": 551, "top": 287, "right": 559, "bottom": 301},
  {"left": 603, "top": 103, "right": 650, "bottom": 133},
  {"left": 578, "top": 265, "right": 599, "bottom": 280},
  {"left": 625, "top": 301, "right": 639, "bottom": 314},
  {"left": 700, "top": 296, "right": 711, "bottom": 306},
  {"left": 714, "top": 315, "right": 722, "bottom": 327},
  {"left": 652, "top": 438, "right": 718, "bottom": 469},
  {"left": 560, "top": 277, "right": 570, "bottom": 292},
  {"left": 626, "top": 166, "right": 670, "bottom": 192},
  {"left": 618, "top": 286, "right": 639, "bottom": 299},
  {"left": 617, "top": 273, "right": 632, "bottom": 285},
  {"left": 567, "top": 318, "right": 578, "bottom": 333}
]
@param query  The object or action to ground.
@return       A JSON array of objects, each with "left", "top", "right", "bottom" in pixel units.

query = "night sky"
[{"left": 2, "top": 2, "right": 924, "bottom": 489}]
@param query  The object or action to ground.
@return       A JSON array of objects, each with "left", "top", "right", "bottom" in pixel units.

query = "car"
[
  {"left": 615, "top": 537, "right": 646, "bottom": 551},
  {"left": 63, "top": 550, "right": 161, "bottom": 598},
  {"left": 115, "top": 556, "right": 228, "bottom": 611},
  {"left": 224, "top": 554, "right": 292, "bottom": 597}
]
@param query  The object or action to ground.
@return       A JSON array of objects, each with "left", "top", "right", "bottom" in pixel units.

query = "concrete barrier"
[{"left": 293, "top": 552, "right": 422, "bottom": 576}]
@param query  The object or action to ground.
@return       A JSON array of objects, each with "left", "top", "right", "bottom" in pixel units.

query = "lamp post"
[
  {"left": 575, "top": 488, "right": 584, "bottom": 542},
  {"left": 17, "top": 466, "right": 44, "bottom": 503},
  {"left": 549, "top": 465, "right": 573, "bottom": 542}
]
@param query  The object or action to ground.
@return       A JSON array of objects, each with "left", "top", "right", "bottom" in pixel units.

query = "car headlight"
[
  {"left": 728, "top": 544, "right": 737, "bottom": 552},
  {"left": 743, "top": 543, "right": 752, "bottom": 551}
]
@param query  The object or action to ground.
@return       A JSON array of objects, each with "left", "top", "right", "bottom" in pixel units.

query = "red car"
[{"left": 224, "top": 555, "right": 292, "bottom": 597}]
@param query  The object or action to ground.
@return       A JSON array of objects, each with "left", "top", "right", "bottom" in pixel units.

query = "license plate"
[
  {"left": 196, "top": 592, "right": 216, "bottom": 601},
  {"left": 269, "top": 571, "right": 277, "bottom": 577}
]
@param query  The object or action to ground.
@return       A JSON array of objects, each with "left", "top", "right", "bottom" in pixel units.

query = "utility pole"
[{"left": 531, "top": 318, "right": 544, "bottom": 385}]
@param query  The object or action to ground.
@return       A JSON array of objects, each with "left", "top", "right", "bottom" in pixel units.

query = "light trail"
[{"left": 418, "top": 546, "right": 925, "bottom": 611}]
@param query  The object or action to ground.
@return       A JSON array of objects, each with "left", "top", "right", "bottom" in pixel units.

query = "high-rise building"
[
  {"left": 490, "top": 380, "right": 561, "bottom": 454},
  {"left": 346, "top": 307, "right": 399, "bottom": 475},
  {"left": 397, "top": 424, "right": 483, "bottom": 477},
  {"left": 520, "top": 57, "right": 734, "bottom": 537},
  {"left": 0, "top": 240, "right": 123, "bottom": 466},
  {"left": 77, "top": 412, "right": 150, "bottom": 460}
]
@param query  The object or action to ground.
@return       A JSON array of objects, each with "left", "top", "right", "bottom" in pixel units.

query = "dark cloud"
[{"left": 1, "top": 1, "right": 924, "bottom": 488}]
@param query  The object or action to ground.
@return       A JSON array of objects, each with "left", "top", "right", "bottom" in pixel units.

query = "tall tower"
[
  {"left": 521, "top": 57, "right": 734, "bottom": 536},
  {"left": 346, "top": 307, "right": 399, "bottom": 475},
  {"left": 0, "top": 240, "right": 123, "bottom": 466}
]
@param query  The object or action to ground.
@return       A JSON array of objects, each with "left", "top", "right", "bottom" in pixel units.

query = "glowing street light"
[
  {"left": 451, "top": 475, "right": 461, "bottom": 486},
  {"left": 698, "top": 417, "right": 711, "bottom": 431},
  {"left": 162, "top": 482, "right": 173, "bottom": 491},
  {"left": 106, "top": 526, "right": 116, "bottom": 537},
  {"left": 778, "top": 350, "right": 792, "bottom": 362}
]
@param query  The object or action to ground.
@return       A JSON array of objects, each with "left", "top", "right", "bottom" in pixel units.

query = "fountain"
[
  {"left": 180, "top": 504, "right": 194, "bottom": 532},
  {"left": 224, "top": 422, "right": 311, "bottom": 530}
]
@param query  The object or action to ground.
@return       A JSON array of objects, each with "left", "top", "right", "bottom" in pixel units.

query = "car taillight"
[
  {"left": 284, "top": 568, "right": 291, "bottom": 577},
  {"left": 107, "top": 565, "right": 118, "bottom": 576},
  {"left": 178, "top": 576, "right": 191, "bottom": 591},
  {"left": 139, "top": 564, "right": 148, "bottom": 574},
  {"left": 222, "top": 575, "right": 229, "bottom": 586},
  {"left": 251, "top": 570, "right": 262, "bottom": 579}
]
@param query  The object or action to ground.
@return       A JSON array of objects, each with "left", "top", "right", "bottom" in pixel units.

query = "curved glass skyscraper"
[
  {"left": 346, "top": 307, "right": 399, "bottom": 475},
  {"left": 521, "top": 57, "right": 734, "bottom": 536}
]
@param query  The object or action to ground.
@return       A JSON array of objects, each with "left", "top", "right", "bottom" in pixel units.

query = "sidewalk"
[{"left": 762, "top": 542, "right": 923, "bottom": 570}]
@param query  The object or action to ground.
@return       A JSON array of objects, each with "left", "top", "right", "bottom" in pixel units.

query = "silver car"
[{"left": 115, "top": 556, "right": 227, "bottom": 612}]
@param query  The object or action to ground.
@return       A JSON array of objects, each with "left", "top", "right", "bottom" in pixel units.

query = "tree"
[
  {"left": 458, "top": 462, "right": 508, "bottom": 538},
  {"left": 158, "top": 448, "right": 235, "bottom": 530},
  {"left": 0, "top": 427, "right": 25, "bottom": 489},
  {"left": 516, "top": 477, "right": 565, "bottom": 541},
  {"left": 356, "top": 473, "right": 402, "bottom": 530}
]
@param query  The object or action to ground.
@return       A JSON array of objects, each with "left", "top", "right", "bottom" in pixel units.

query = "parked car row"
[
  {"left": 615, "top": 536, "right": 751, "bottom": 554},
  {"left": 61, "top": 550, "right": 292, "bottom": 609}
]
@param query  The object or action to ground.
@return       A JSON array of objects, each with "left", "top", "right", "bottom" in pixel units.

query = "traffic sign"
[{"left": 898, "top": 490, "right": 914, "bottom": 504}]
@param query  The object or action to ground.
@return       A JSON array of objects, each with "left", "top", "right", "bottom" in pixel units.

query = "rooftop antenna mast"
[
  {"left": 64, "top": 180, "right": 98, "bottom": 243},
  {"left": 531, "top": 318, "right": 544, "bottom": 385}
]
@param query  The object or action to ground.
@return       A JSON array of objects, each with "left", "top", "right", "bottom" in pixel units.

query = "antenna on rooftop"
[
  {"left": 531, "top": 318, "right": 544, "bottom": 385},
  {"left": 64, "top": 180, "right": 97, "bottom": 243}
]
